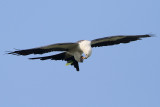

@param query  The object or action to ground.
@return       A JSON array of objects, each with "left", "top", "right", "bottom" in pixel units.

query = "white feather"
[{"left": 78, "top": 40, "right": 92, "bottom": 58}]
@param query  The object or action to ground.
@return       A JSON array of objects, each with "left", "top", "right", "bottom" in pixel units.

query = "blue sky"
[{"left": 1, "top": 0, "right": 160, "bottom": 107}]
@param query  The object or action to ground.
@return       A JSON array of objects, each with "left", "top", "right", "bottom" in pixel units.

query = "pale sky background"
[{"left": 1, "top": 0, "right": 160, "bottom": 107}]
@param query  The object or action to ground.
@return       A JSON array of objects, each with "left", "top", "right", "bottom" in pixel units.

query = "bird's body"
[
  {"left": 71, "top": 40, "right": 92, "bottom": 62},
  {"left": 8, "top": 34, "right": 152, "bottom": 71}
]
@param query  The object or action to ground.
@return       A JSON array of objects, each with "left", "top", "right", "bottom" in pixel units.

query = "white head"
[
  {"left": 78, "top": 40, "right": 92, "bottom": 59},
  {"left": 83, "top": 49, "right": 92, "bottom": 58}
]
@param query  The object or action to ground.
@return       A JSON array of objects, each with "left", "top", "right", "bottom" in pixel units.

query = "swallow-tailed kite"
[{"left": 8, "top": 34, "right": 151, "bottom": 71}]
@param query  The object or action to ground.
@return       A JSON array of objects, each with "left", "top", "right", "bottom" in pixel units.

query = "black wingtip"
[
  {"left": 6, "top": 49, "right": 30, "bottom": 56},
  {"left": 29, "top": 57, "right": 37, "bottom": 60},
  {"left": 145, "top": 34, "right": 155, "bottom": 37},
  {"left": 136, "top": 34, "right": 154, "bottom": 40},
  {"left": 7, "top": 51, "right": 19, "bottom": 56},
  {"left": 139, "top": 34, "right": 153, "bottom": 38},
  {"left": 148, "top": 34, "right": 155, "bottom": 37}
]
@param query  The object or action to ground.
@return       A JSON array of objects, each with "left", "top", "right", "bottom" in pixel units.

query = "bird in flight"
[{"left": 8, "top": 34, "right": 151, "bottom": 71}]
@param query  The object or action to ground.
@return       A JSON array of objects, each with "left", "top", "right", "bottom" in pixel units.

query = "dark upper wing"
[
  {"left": 91, "top": 34, "right": 152, "bottom": 47},
  {"left": 29, "top": 52, "right": 80, "bottom": 71},
  {"left": 8, "top": 42, "right": 78, "bottom": 56}
]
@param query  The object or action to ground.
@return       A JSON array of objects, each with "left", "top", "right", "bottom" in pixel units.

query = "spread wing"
[
  {"left": 29, "top": 52, "right": 80, "bottom": 71},
  {"left": 8, "top": 42, "right": 78, "bottom": 56},
  {"left": 91, "top": 34, "right": 151, "bottom": 47}
]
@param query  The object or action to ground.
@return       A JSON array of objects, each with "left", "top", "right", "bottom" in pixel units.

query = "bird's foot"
[
  {"left": 80, "top": 56, "right": 87, "bottom": 62},
  {"left": 82, "top": 56, "right": 87, "bottom": 59},
  {"left": 80, "top": 56, "right": 86, "bottom": 62},
  {"left": 65, "top": 60, "right": 73, "bottom": 66}
]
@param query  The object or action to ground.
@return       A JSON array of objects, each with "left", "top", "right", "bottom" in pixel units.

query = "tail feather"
[{"left": 67, "top": 58, "right": 79, "bottom": 71}]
